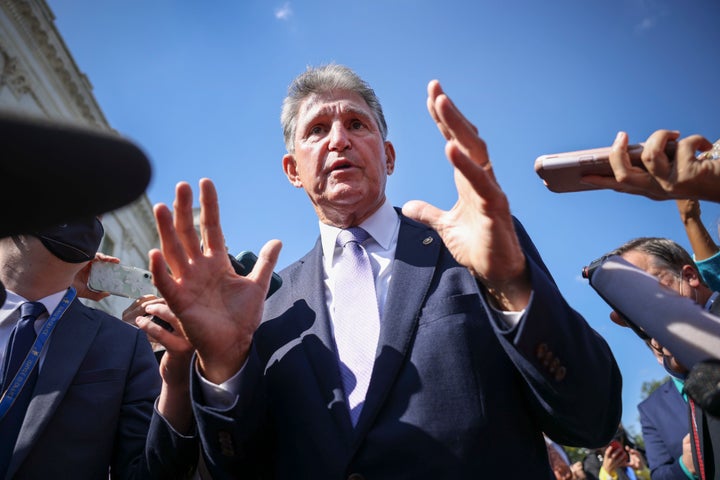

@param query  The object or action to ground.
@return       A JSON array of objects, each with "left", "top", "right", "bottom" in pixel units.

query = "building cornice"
[{"left": 1, "top": 0, "right": 108, "bottom": 127}]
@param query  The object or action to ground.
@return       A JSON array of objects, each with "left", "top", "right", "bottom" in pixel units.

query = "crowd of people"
[{"left": 1, "top": 63, "right": 718, "bottom": 479}]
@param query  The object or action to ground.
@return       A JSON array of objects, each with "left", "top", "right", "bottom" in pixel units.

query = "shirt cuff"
[
  {"left": 485, "top": 290, "right": 532, "bottom": 328},
  {"left": 196, "top": 358, "right": 244, "bottom": 409},
  {"left": 152, "top": 398, "right": 196, "bottom": 438}
]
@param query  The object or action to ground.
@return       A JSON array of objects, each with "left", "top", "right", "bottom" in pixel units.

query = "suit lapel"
[
  {"left": 354, "top": 216, "right": 441, "bottom": 439},
  {"left": 10, "top": 300, "right": 99, "bottom": 472}
]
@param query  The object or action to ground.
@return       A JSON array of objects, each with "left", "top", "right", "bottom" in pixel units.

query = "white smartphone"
[
  {"left": 534, "top": 144, "right": 647, "bottom": 193},
  {"left": 87, "top": 262, "right": 157, "bottom": 298}
]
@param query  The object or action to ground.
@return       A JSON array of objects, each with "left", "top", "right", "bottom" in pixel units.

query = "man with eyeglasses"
[{"left": 604, "top": 237, "right": 720, "bottom": 480}]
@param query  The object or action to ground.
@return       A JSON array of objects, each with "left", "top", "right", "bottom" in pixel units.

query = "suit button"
[
  {"left": 554, "top": 366, "right": 567, "bottom": 381},
  {"left": 536, "top": 343, "right": 548, "bottom": 359},
  {"left": 348, "top": 474, "right": 365, "bottom": 480}
]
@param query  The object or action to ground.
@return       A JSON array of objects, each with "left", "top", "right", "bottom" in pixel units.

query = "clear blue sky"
[{"left": 49, "top": 0, "right": 720, "bottom": 440}]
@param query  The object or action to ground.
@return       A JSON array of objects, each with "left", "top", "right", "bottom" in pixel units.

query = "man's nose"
[{"left": 328, "top": 123, "right": 351, "bottom": 151}]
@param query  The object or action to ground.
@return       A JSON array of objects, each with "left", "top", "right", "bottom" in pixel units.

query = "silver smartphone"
[{"left": 87, "top": 262, "right": 157, "bottom": 298}]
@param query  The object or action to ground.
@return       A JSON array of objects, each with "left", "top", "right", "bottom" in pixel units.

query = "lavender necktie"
[{"left": 334, "top": 227, "right": 380, "bottom": 425}]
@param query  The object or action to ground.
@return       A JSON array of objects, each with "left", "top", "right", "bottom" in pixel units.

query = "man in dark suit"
[
  {"left": 638, "top": 378, "right": 692, "bottom": 479},
  {"left": 0, "top": 217, "right": 196, "bottom": 479},
  {"left": 605, "top": 236, "right": 720, "bottom": 479},
  {"left": 149, "top": 64, "right": 623, "bottom": 478}
]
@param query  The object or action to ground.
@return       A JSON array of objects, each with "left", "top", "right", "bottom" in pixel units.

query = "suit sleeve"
[
  {"left": 111, "top": 327, "right": 198, "bottom": 479},
  {"left": 485, "top": 218, "right": 623, "bottom": 448},
  {"left": 144, "top": 407, "right": 200, "bottom": 479},
  {"left": 190, "top": 346, "right": 275, "bottom": 480},
  {"left": 639, "top": 401, "right": 688, "bottom": 480}
]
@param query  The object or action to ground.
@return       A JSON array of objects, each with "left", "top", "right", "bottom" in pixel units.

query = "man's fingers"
[
  {"left": 446, "top": 141, "right": 497, "bottom": 194},
  {"left": 401, "top": 200, "right": 444, "bottom": 229},
  {"left": 198, "top": 178, "right": 226, "bottom": 254},
  {"left": 427, "top": 80, "right": 452, "bottom": 140},
  {"left": 251, "top": 239, "right": 283, "bottom": 295},
  {"left": 148, "top": 248, "right": 179, "bottom": 303},
  {"left": 434, "top": 94, "right": 486, "bottom": 168},
  {"left": 173, "top": 181, "right": 204, "bottom": 258},
  {"left": 154, "top": 202, "right": 189, "bottom": 276}
]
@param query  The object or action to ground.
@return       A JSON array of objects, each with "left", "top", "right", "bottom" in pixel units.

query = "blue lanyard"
[{"left": 0, "top": 287, "right": 76, "bottom": 420}]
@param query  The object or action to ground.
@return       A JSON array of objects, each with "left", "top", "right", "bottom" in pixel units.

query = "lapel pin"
[{"left": 422, "top": 236, "right": 433, "bottom": 245}]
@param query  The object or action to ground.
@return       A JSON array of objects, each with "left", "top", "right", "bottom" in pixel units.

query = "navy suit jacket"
[
  {"left": 638, "top": 379, "right": 689, "bottom": 479},
  {"left": 193, "top": 214, "right": 623, "bottom": 479},
  {"left": 5, "top": 297, "right": 196, "bottom": 479}
]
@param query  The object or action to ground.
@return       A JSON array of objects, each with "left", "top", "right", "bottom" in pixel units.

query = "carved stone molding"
[
  {"left": 1, "top": 0, "right": 107, "bottom": 127},
  {"left": 0, "top": 46, "right": 28, "bottom": 94}
]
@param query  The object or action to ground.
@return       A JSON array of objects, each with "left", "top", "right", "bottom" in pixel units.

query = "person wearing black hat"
[
  {"left": 0, "top": 110, "right": 153, "bottom": 311},
  {"left": 0, "top": 111, "right": 152, "bottom": 238},
  {"left": 0, "top": 217, "right": 196, "bottom": 478}
]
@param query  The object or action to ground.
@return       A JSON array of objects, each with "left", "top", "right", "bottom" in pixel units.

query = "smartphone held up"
[
  {"left": 87, "top": 261, "right": 157, "bottom": 299},
  {"left": 534, "top": 142, "right": 677, "bottom": 193}
]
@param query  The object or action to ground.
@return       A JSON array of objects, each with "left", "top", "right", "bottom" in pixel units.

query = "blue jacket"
[{"left": 193, "top": 214, "right": 623, "bottom": 479}]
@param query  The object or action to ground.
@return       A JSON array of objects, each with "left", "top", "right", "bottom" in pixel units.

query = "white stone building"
[{"left": 0, "top": 0, "right": 158, "bottom": 317}]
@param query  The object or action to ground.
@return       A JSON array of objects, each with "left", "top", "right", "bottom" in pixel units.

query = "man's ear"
[
  {"left": 384, "top": 141, "right": 396, "bottom": 175},
  {"left": 682, "top": 264, "right": 702, "bottom": 287},
  {"left": 282, "top": 154, "right": 302, "bottom": 187}
]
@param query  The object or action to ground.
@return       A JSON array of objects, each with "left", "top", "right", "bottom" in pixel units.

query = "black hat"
[
  {"left": 0, "top": 111, "right": 152, "bottom": 305},
  {"left": 0, "top": 110, "right": 152, "bottom": 237}
]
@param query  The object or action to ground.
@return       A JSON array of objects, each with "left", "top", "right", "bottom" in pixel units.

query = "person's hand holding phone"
[
  {"left": 602, "top": 441, "right": 629, "bottom": 474},
  {"left": 74, "top": 252, "right": 120, "bottom": 301},
  {"left": 626, "top": 446, "right": 646, "bottom": 472},
  {"left": 582, "top": 130, "right": 720, "bottom": 202},
  {"left": 122, "top": 295, "right": 169, "bottom": 352}
]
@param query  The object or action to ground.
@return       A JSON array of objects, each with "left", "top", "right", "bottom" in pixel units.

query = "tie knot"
[
  {"left": 20, "top": 302, "right": 45, "bottom": 321},
  {"left": 337, "top": 227, "right": 370, "bottom": 248}
]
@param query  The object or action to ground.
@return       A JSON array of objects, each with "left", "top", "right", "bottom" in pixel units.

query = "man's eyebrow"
[
  {"left": 305, "top": 105, "right": 372, "bottom": 120},
  {"left": 340, "top": 105, "right": 372, "bottom": 119}
]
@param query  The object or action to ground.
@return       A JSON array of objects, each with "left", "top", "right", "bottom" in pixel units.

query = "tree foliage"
[
  {"left": 641, "top": 376, "right": 669, "bottom": 400},
  {"left": 559, "top": 377, "right": 669, "bottom": 463}
]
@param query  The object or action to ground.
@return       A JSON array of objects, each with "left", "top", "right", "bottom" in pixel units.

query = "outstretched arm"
[
  {"left": 149, "top": 178, "right": 282, "bottom": 384},
  {"left": 402, "top": 80, "right": 530, "bottom": 311},
  {"left": 676, "top": 198, "right": 719, "bottom": 261}
]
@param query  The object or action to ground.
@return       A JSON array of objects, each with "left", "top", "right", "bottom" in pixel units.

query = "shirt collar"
[
  {"left": 1, "top": 288, "right": 71, "bottom": 322},
  {"left": 319, "top": 200, "right": 399, "bottom": 267}
]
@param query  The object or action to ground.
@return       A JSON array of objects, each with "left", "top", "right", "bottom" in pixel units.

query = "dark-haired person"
[
  {"left": 602, "top": 237, "right": 720, "bottom": 479},
  {"left": 0, "top": 218, "right": 196, "bottom": 479}
]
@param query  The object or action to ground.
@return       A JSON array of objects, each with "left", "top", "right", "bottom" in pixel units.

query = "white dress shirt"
[{"left": 318, "top": 199, "right": 400, "bottom": 329}]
